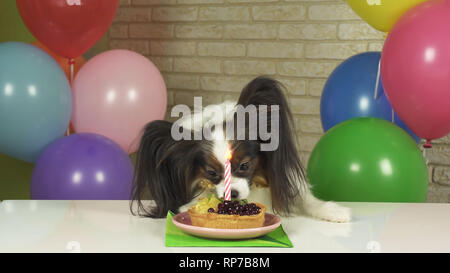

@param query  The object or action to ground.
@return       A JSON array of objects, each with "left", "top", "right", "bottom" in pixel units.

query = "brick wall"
[{"left": 110, "top": 0, "right": 450, "bottom": 202}]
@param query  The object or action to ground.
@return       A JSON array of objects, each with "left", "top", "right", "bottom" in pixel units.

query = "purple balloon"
[{"left": 31, "top": 133, "right": 134, "bottom": 200}]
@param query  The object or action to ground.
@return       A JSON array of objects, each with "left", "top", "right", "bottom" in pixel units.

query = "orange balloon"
[{"left": 32, "top": 41, "right": 86, "bottom": 80}]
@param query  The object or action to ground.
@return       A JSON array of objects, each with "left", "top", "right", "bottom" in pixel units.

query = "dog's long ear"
[
  {"left": 237, "top": 76, "right": 307, "bottom": 215},
  {"left": 131, "top": 120, "right": 201, "bottom": 218}
]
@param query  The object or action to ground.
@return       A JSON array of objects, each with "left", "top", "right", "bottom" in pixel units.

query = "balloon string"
[
  {"left": 65, "top": 58, "right": 75, "bottom": 137},
  {"left": 422, "top": 147, "right": 429, "bottom": 167},
  {"left": 391, "top": 109, "right": 394, "bottom": 123},
  {"left": 69, "top": 58, "right": 75, "bottom": 84},
  {"left": 374, "top": 58, "right": 381, "bottom": 100}
]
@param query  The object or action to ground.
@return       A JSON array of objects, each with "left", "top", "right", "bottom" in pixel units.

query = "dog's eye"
[
  {"left": 207, "top": 170, "right": 217, "bottom": 177},
  {"left": 239, "top": 162, "right": 249, "bottom": 171}
]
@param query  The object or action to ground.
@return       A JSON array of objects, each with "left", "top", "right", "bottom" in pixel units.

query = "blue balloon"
[
  {"left": 320, "top": 52, "right": 420, "bottom": 143},
  {"left": 0, "top": 42, "right": 71, "bottom": 162}
]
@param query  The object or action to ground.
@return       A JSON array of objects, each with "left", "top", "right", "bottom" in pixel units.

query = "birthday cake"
[{"left": 188, "top": 195, "right": 266, "bottom": 229}]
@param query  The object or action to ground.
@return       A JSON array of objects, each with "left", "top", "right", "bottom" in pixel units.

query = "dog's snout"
[{"left": 231, "top": 189, "right": 239, "bottom": 199}]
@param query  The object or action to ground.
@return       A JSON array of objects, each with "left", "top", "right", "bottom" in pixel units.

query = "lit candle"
[{"left": 224, "top": 147, "right": 232, "bottom": 201}]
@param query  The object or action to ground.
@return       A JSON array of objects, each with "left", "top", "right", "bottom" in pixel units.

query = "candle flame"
[{"left": 226, "top": 147, "right": 232, "bottom": 160}]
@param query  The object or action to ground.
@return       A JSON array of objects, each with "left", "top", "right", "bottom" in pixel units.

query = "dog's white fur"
[{"left": 178, "top": 101, "right": 351, "bottom": 223}]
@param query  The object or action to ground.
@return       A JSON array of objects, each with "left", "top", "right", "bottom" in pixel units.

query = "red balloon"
[
  {"left": 16, "top": 0, "right": 118, "bottom": 59},
  {"left": 381, "top": 0, "right": 450, "bottom": 143}
]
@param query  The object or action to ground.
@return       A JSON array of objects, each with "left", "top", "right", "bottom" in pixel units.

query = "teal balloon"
[
  {"left": 307, "top": 118, "right": 428, "bottom": 202},
  {"left": 0, "top": 42, "right": 71, "bottom": 163}
]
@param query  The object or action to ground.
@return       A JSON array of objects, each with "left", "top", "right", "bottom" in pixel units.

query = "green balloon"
[
  {"left": 307, "top": 118, "right": 428, "bottom": 202},
  {"left": 0, "top": 1, "right": 35, "bottom": 43}
]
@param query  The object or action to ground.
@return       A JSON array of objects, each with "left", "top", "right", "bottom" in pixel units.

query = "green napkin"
[{"left": 165, "top": 211, "right": 293, "bottom": 247}]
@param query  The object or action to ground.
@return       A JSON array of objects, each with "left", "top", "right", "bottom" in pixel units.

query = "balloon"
[
  {"left": 72, "top": 50, "right": 167, "bottom": 153},
  {"left": 321, "top": 52, "right": 420, "bottom": 143},
  {"left": 381, "top": 0, "right": 450, "bottom": 143},
  {"left": 307, "top": 118, "right": 428, "bottom": 202},
  {"left": 392, "top": 112, "right": 421, "bottom": 144},
  {"left": 0, "top": 153, "right": 34, "bottom": 200},
  {"left": 16, "top": 0, "right": 119, "bottom": 58},
  {"left": 36, "top": 39, "right": 84, "bottom": 134},
  {"left": 346, "top": 0, "right": 427, "bottom": 33},
  {"left": 32, "top": 41, "right": 86, "bottom": 80},
  {"left": 0, "top": 42, "right": 71, "bottom": 163},
  {"left": 0, "top": 0, "right": 35, "bottom": 42},
  {"left": 31, "top": 133, "right": 134, "bottom": 200}
]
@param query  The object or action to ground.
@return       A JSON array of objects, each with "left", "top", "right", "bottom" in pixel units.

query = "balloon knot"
[
  {"left": 68, "top": 58, "right": 75, "bottom": 65},
  {"left": 423, "top": 140, "right": 432, "bottom": 149}
]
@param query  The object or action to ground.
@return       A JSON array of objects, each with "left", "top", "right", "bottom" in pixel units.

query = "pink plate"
[{"left": 172, "top": 212, "right": 281, "bottom": 240}]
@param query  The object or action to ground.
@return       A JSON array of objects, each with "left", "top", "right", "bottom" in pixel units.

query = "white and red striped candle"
[{"left": 224, "top": 148, "right": 232, "bottom": 201}]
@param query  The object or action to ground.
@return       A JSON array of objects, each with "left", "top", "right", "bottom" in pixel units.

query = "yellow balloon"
[{"left": 346, "top": 0, "right": 428, "bottom": 32}]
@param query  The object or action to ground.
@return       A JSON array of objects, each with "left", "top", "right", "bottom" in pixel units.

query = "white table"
[{"left": 0, "top": 200, "right": 449, "bottom": 253}]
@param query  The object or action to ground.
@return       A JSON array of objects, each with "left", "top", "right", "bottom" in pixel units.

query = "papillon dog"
[{"left": 131, "top": 76, "right": 351, "bottom": 222}]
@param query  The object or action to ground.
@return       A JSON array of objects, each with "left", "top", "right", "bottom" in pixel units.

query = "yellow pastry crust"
[{"left": 188, "top": 202, "right": 266, "bottom": 229}]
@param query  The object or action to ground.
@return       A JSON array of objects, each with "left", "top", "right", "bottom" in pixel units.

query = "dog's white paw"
[{"left": 309, "top": 201, "right": 352, "bottom": 223}]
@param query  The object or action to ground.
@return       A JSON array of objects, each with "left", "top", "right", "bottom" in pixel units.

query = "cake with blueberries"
[{"left": 187, "top": 195, "right": 266, "bottom": 229}]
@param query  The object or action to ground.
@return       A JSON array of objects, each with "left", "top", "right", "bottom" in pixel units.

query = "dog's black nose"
[{"left": 231, "top": 190, "right": 239, "bottom": 199}]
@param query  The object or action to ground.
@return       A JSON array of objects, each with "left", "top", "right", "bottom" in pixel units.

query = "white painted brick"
[
  {"left": 308, "top": 79, "right": 326, "bottom": 97},
  {"left": 200, "top": 76, "right": 252, "bottom": 92},
  {"left": 110, "top": 40, "right": 149, "bottom": 55},
  {"left": 305, "top": 42, "right": 367, "bottom": 59},
  {"left": 252, "top": 5, "right": 306, "bottom": 21},
  {"left": 152, "top": 7, "right": 198, "bottom": 22},
  {"left": 339, "top": 23, "right": 385, "bottom": 40},
  {"left": 224, "top": 24, "right": 278, "bottom": 39},
  {"left": 175, "top": 24, "right": 223, "bottom": 39},
  {"left": 309, "top": 4, "right": 359, "bottom": 21},
  {"left": 434, "top": 166, "right": 450, "bottom": 186},
  {"left": 165, "top": 74, "right": 199, "bottom": 90},
  {"left": 289, "top": 97, "right": 321, "bottom": 115},
  {"left": 198, "top": 42, "right": 246, "bottom": 57},
  {"left": 129, "top": 23, "right": 174, "bottom": 38},
  {"left": 248, "top": 42, "right": 303, "bottom": 59},
  {"left": 174, "top": 58, "right": 222, "bottom": 74},
  {"left": 278, "top": 61, "right": 338, "bottom": 77},
  {"left": 224, "top": 60, "right": 276, "bottom": 75},
  {"left": 199, "top": 7, "right": 250, "bottom": 21},
  {"left": 150, "top": 41, "right": 196, "bottom": 56},
  {"left": 281, "top": 78, "right": 307, "bottom": 95},
  {"left": 279, "top": 23, "right": 337, "bottom": 40}
]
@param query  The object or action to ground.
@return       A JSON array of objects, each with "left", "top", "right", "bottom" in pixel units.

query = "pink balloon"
[
  {"left": 72, "top": 50, "right": 167, "bottom": 153},
  {"left": 381, "top": 0, "right": 450, "bottom": 141},
  {"left": 381, "top": 0, "right": 450, "bottom": 143}
]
